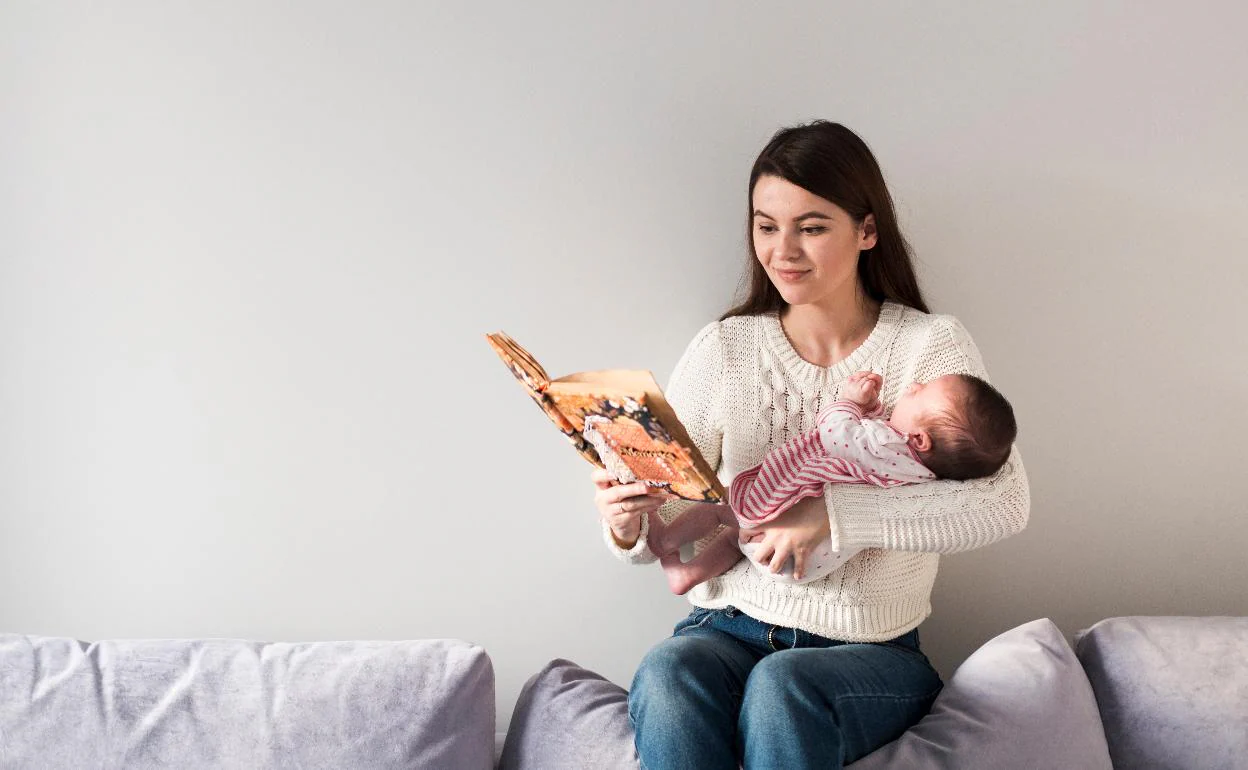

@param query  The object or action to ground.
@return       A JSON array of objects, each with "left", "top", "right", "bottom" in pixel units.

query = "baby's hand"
[{"left": 841, "top": 371, "right": 882, "bottom": 408}]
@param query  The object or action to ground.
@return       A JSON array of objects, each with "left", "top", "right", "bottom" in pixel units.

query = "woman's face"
[{"left": 751, "top": 174, "right": 876, "bottom": 308}]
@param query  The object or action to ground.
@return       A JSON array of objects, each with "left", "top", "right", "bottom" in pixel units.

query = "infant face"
[{"left": 889, "top": 374, "right": 965, "bottom": 435}]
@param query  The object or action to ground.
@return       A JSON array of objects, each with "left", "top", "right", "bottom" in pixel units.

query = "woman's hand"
[
  {"left": 593, "top": 468, "right": 673, "bottom": 549},
  {"left": 738, "top": 496, "right": 831, "bottom": 580}
]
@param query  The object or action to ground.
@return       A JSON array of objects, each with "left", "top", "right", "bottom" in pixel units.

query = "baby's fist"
[{"left": 842, "top": 371, "right": 882, "bottom": 406}]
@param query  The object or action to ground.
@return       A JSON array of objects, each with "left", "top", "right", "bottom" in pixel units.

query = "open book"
[{"left": 485, "top": 332, "right": 725, "bottom": 502}]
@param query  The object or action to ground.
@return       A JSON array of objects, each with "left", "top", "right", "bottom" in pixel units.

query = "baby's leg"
[
  {"left": 648, "top": 502, "right": 736, "bottom": 558},
  {"left": 659, "top": 528, "right": 745, "bottom": 595}
]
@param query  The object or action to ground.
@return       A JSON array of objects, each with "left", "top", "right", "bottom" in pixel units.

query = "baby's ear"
[{"left": 910, "top": 431, "right": 932, "bottom": 453}]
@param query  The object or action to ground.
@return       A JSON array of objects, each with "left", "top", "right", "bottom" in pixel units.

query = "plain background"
[{"left": 3, "top": 1, "right": 1246, "bottom": 735}]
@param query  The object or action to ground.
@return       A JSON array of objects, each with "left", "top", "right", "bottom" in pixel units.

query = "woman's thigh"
[
  {"left": 739, "top": 642, "right": 942, "bottom": 768},
  {"left": 629, "top": 615, "right": 761, "bottom": 769}
]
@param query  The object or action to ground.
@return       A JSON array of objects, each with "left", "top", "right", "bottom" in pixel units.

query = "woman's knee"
[
  {"left": 634, "top": 634, "right": 731, "bottom": 693},
  {"left": 633, "top": 638, "right": 691, "bottom": 685},
  {"left": 739, "top": 652, "right": 815, "bottom": 717},
  {"left": 630, "top": 634, "right": 744, "bottom": 727},
  {"left": 748, "top": 650, "right": 812, "bottom": 687},
  {"left": 739, "top": 648, "right": 896, "bottom": 723},
  {"left": 739, "top": 646, "right": 942, "bottom": 760}
]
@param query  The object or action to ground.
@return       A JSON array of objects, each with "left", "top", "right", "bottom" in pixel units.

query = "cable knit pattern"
[{"left": 601, "top": 300, "right": 1030, "bottom": 642}]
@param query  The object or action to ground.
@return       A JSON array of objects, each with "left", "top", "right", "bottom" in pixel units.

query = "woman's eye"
[
  {"left": 756, "top": 224, "right": 777, "bottom": 234},
  {"left": 802, "top": 227, "right": 826, "bottom": 235}
]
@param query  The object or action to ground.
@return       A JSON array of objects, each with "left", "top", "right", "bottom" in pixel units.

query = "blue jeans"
[{"left": 628, "top": 606, "right": 943, "bottom": 769}]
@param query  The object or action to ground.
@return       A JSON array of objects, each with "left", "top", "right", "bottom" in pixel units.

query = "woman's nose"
[{"left": 774, "top": 231, "right": 802, "bottom": 260}]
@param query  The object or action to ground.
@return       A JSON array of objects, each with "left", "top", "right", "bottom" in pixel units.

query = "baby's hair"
[{"left": 919, "top": 375, "right": 1017, "bottom": 481}]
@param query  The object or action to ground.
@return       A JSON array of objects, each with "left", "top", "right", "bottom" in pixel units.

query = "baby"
[{"left": 647, "top": 371, "right": 1018, "bottom": 595}]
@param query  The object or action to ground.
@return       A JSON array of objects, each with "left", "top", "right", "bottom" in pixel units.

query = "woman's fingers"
[
  {"left": 769, "top": 542, "right": 791, "bottom": 574},
  {"left": 615, "top": 497, "right": 646, "bottom": 515},
  {"left": 610, "top": 482, "right": 650, "bottom": 503},
  {"left": 591, "top": 468, "right": 616, "bottom": 489},
  {"left": 791, "top": 546, "right": 808, "bottom": 581},
  {"left": 593, "top": 473, "right": 673, "bottom": 543},
  {"left": 611, "top": 488, "right": 669, "bottom": 517},
  {"left": 753, "top": 541, "right": 775, "bottom": 566},
  {"left": 593, "top": 469, "right": 675, "bottom": 500}
]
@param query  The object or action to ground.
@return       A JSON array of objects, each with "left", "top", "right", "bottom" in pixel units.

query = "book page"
[
  {"left": 547, "top": 378, "right": 724, "bottom": 502},
  {"left": 486, "top": 334, "right": 724, "bottom": 501}
]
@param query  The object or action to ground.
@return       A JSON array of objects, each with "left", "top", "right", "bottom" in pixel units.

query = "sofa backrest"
[
  {"left": 1075, "top": 615, "right": 1248, "bottom": 770},
  {"left": 0, "top": 634, "right": 495, "bottom": 770}
]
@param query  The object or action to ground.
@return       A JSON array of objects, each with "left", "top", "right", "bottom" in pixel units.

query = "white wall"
[{"left": 3, "top": 1, "right": 1246, "bottom": 733}]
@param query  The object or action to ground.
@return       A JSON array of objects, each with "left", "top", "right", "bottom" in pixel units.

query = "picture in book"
[{"left": 485, "top": 331, "right": 724, "bottom": 502}]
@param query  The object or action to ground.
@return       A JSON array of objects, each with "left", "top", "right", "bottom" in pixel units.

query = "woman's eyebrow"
[
  {"left": 752, "top": 209, "right": 833, "bottom": 221},
  {"left": 795, "top": 211, "right": 832, "bottom": 221}
]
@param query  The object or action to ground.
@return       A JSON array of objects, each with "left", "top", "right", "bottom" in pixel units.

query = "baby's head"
[{"left": 889, "top": 374, "right": 1017, "bottom": 481}]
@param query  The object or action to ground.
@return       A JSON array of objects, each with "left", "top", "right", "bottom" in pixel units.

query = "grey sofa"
[
  {"left": 0, "top": 635, "right": 496, "bottom": 769},
  {"left": 497, "top": 615, "right": 1248, "bottom": 770},
  {"left": 3, "top": 616, "right": 1245, "bottom": 769}
]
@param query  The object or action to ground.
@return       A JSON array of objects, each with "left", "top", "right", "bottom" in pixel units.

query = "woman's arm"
[
  {"left": 600, "top": 321, "right": 726, "bottom": 564},
  {"left": 823, "top": 315, "right": 1030, "bottom": 553},
  {"left": 744, "top": 315, "right": 1029, "bottom": 574}
]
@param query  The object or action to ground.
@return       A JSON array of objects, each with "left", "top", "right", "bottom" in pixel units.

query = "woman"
[{"left": 593, "top": 121, "right": 1030, "bottom": 769}]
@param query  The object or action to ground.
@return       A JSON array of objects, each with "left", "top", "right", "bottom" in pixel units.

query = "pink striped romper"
[{"left": 730, "top": 400, "right": 936, "bottom": 529}]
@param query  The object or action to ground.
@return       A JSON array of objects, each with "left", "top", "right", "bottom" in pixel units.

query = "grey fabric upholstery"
[
  {"left": 500, "top": 620, "right": 1117, "bottom": 770},
  {"left": 1075, "top": 615, "right": 1248, "bottom": 770},
  {"left": 0, "top": 634, "right": 495, "bottom": 770},
  {"left": 849, "top": 618, "right": 1112, "bottom": 769},
  {"left": 498, "top": 658, "right": 637, "bottom": 770}
]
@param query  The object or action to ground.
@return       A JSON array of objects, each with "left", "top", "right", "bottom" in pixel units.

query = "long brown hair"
[{"left": 720, "top": 121, "right": 929, "bottom": 320}]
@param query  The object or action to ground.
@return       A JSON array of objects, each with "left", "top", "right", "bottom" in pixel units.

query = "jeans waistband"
[{"left": 687, "top": 606, "right": 923, "bottom": 653}]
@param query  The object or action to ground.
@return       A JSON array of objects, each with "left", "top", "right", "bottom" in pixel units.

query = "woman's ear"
[
  {"left": 859, "top": 214, "right": 878, "bottom": 250},
  {"left": 909, "top": 430, "right": 931, "bottom": 453}
]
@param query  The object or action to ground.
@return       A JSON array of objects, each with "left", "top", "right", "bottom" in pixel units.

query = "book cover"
[{"left": 485, "top": 332, "right": 724, "bottom": 503}]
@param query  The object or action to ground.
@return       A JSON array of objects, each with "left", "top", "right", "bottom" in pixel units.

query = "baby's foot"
[
  {"left": 647, "top": 517, "right": 680, "bottom": 558},
  {"left": 659, "top": 552, "right": 700, "bottom": 596}
]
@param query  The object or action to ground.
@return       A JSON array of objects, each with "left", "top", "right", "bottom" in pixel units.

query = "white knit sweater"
[{"left": 603, "top": 300, "right": 1030, "bottom": 642}]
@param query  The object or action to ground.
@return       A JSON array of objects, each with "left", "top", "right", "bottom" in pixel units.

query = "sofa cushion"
[
  {"left": 498, "top": 658, "right": 637, "bottom": 770},
  {"left": 848, "top": 618, "right": 1113, "bottom": 769},
  {"left": 1074, "top": 615, "right": 1248, "bottom": 770},
  {"left": 502, "top": 620, "right": 1113, "bottom": 770},
  {"left": 0, "top": 634, "right": 495, "bottom": 770}
]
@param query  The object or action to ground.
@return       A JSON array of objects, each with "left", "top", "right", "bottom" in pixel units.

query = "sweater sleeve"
[
  {"left": 601, "top": 321, "right": 726, "bottom": 563},
  {"left": 821, "top": 315, "right": 1030, "bottom": 553}
]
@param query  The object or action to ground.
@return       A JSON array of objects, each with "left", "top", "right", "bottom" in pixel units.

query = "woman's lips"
[{"left": 775, "top": 269, "right": 809, "bottom": 282}]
